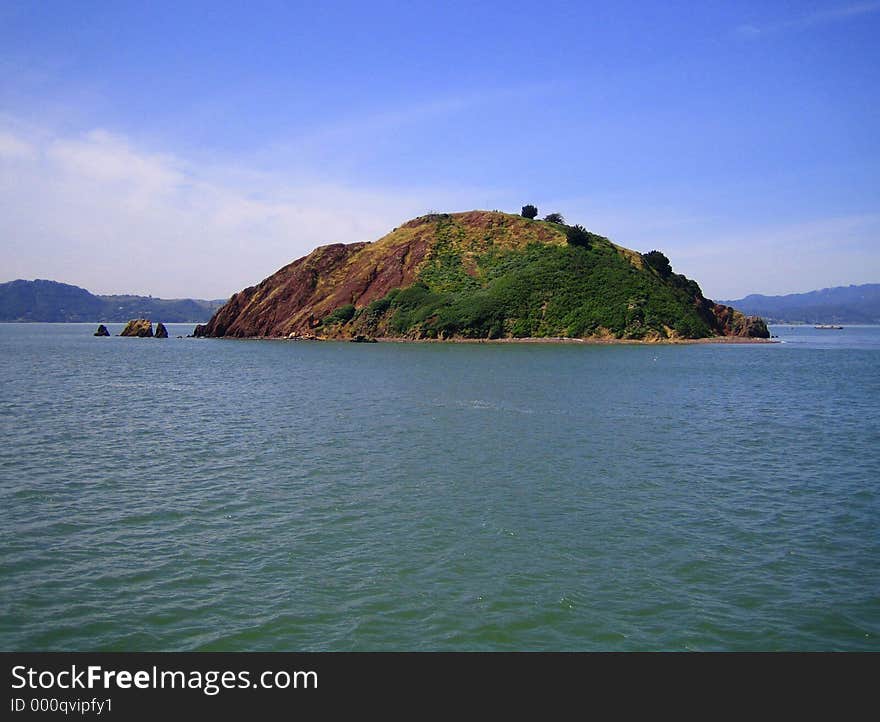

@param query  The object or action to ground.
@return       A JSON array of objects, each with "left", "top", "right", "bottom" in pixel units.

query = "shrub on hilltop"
[
  {"left": 566, "top": 224, "right": 592, "bottom": 248},
  {"left": 642, "top": 250, "right": 673, "bottom": 278}
]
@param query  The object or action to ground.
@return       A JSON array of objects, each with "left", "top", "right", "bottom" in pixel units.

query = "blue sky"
[{"left": 1, "top": 1, "right": 878, "bottom": 299}]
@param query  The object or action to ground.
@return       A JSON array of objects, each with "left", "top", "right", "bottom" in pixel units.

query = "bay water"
[{"left": 1, "top": 323, "right": 878, "bottom": 650}]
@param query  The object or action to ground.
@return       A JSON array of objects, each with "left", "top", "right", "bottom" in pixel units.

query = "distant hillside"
[
  {"left": 196, "top": 210, "right": 769, "bottom": 341},
  {"left": 720, "top": 284, "right": 880, "bottom": 324},
  {"left": 0, "top": 279, "right": 225, "bottom": 322}
]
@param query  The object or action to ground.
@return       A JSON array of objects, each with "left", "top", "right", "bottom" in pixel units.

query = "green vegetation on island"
[
  {"left": 196, "top": 209, "right": 769, "bottom": 341},
  {"left": 323, "top": 214, "right": 716, "bottom": 340}
]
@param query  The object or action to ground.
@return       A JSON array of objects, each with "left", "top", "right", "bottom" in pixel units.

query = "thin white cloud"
[
  {"left": 48, "top": 130, "right": 182, "bottom": 188},
  {"left": 252, "top": 82, "right": 559, "bottom": 173},
  {"left": 806, "top": 1, "right": 880, "bottom": 24},
  {"left": 0, "top": 130, "right": 34, "bottom": 158},
  {"left": 735, "top": 1, "right": 880, "bottom": 37},
  {"left": 1, "top": 116, "right": 876, "bottom": 303},
  {"left": 0, "top": 121, "right": 487, "bottom": 298}
]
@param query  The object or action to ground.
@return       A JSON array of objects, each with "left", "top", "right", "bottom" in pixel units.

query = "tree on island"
[
  {"left": 566, "top": 224, "right": 591, "bottom": 248},
  {"left": 642, "top": 250, "right": 673, "bottom": 278},
  {"left": 521, "top": 204, "right": 538, "bottom": 219},
  {"left": 544, "top": 212, "right": 565, "bottom": 224}
]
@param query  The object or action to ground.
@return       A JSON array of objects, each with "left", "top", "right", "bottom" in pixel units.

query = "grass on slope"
[{"left": 330, "top": 222, "right": 713, "bottom": 339}]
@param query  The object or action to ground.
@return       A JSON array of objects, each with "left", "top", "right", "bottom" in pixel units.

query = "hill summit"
[{"left": 195, "top": 210, "right": 769, "bottom": 341}]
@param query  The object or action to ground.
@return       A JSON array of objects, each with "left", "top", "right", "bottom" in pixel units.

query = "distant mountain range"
[
  {"left": 0, "top": 279, "right": 226, "bottom": 323},
  {"left": 720, "top": 284, "right": 880, "bottom": 324},
  {"left": 4, "top": 277, "right": 877, "bottom": 326}
]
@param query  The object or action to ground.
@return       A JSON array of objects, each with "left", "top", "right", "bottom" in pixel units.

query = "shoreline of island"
[
  {"left": 373, "top": 335, "right": 779, "bottom": 345},
  {"left": 197, "top": 334, "right": 778, "bottom": 345}
]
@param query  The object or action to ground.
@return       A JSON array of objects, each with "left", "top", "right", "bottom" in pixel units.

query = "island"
[{"left": 194, "top": 210, "right": 769, "bottom": 342}]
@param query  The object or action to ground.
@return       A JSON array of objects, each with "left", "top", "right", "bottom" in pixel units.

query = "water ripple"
[{"left": 1, "top": 324, "right": 878, "bottom": 650}]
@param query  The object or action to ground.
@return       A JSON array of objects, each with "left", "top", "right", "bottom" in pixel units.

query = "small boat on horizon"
[{"left": 815, "top": 324, "right": 844, "bottom": 330}]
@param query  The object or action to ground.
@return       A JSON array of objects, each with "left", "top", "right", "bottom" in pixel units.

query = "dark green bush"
[
  {"left": 642, "top": 250, "right": 672, "bottom": 278},
  {"left": 566, "top": 224, "right": 591, "bottom": 247},
  {"left": 322, "top": 303, "right": 356, "bottom": 324},
  {"left": 521, "top": 204, "right": 538, "bottom": 219}
]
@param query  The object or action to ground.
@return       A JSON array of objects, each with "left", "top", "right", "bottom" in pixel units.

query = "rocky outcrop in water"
[
  {"left": 155, "top": 322, "right": 168, "bottom": 338},
  {"left": 709, "top": 304, "right": 770, "bottom": 338},
  {"left": 93, "top": 324, "right": 110, "bottom": 337},
  {"left": 119, "top": 319, "right": 153, "bottom": 337}
]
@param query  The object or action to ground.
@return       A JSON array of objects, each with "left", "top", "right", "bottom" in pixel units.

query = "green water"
[{"left": 1, "top": 323, "right": 878, "bottom": 650}]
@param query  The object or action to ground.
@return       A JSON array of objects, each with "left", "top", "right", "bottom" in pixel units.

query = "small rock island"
[
  {"left": 119, "top": 319, "right": 153, "bottom": 337},
  {"left": 99, "top": 319, "right": 171, "bottom": 338}
]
